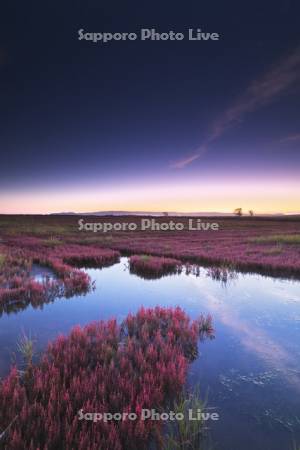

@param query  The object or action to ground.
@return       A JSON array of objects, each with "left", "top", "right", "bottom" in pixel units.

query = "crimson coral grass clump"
[
  {"left": 129, "top": 255, "right": 182, "bottom": 279},
  {"left": 61, "top": 246, "right": 120, "bottom": 268},
  {"left": 0, "top": 251, "right": 50, "bottom": 307},
  {"left": 2, "top": 216, "right": 300, "bottom": 279},
  {"left": 0, "top": 246, "right": 120, "bottom": 310},
  {"left": 0, "top": 251, "right": 91, "bottom": 310},
  {"left": 0, "top": 307, "right": 214, "bottom": 450}
]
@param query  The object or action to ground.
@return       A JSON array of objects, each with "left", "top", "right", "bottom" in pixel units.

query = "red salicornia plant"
[
  {"left": 0, "top": 245, "right": 120, "bottom": 312},
  {"left": 129, "top": 255, "right": 182, "bottom": 279},
  {"left": 0, "top": 307, "right": 213, "bottom": 450}
]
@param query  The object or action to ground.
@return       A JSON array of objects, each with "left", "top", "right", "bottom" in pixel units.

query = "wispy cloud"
[
  {"left": 279, "top": 133, "right": 300, "bottom": 143},
  {"left": 170, "top": 146, "right": 206, "bottom": 169},
  {"left": 209, "top": 46, "right": 300, "bottom": 142},
  {"left": 171, "top": 46, "right": 300, "bottom": 169}
]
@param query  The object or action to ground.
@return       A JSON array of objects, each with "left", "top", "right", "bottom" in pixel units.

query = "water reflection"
[
  {"left": 195, "top": 289, "right": 300, "bottom": 392},
  {"left": 0, "top": 258, "right": 299, "bottom": 449}
]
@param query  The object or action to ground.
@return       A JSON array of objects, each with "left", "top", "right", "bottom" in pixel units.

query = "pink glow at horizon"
[{"left": 1, "top": 177, "right": 299, "bottom": 214}]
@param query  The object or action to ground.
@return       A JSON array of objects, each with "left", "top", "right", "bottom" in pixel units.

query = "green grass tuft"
[
  {"left": 141, "top": 254, "right": 150, "bottom": 261},
  {"left": 17, "top": 331, "right": 36, "bottom": 367},
  {"left": 163, "top": 387, "right": 211, "bottom": 450},
  {"left": 262, "top": 245, "right": 283, "bottom": 255},
  {"left": 0, "top": 254, "right": 6, "bottom": 268},
  {"left": 250, "top": 234, "right": 300, "bottom": 245}
]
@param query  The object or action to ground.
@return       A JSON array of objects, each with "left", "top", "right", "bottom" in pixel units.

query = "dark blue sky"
[{"left": 1, "top": 0, "right": 300, "bottom": 213}]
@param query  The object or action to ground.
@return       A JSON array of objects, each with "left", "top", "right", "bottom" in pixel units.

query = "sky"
[{"left": 0, "top": 0, "right": 300, "bottom": 214}]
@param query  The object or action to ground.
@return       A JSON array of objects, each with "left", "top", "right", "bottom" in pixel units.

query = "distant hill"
[{"left": 50, "top": 211, "right": 286, "bottom": 217}]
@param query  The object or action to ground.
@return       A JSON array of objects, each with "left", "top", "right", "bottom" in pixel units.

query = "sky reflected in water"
[{"left": 0, "top": 258, "right": 300, "bottom": 450}]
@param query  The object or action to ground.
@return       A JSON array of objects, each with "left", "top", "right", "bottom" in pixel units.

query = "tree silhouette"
[{"left": 234, "top": 208, "right": 243, "bottom": 216}]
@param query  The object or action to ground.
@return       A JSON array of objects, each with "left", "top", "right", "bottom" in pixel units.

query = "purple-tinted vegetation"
[
  {"left": 1, "top": 215, "right": 300, "bottom": 278},
  {"left": 129, "top": 255, "right": 182, "bottom": 279},
  {"left": 0, "top": 307, "right": 213, "bottom": 449},
  {"left": 0, "top": 244, "right": 120, "bottom": 310}
]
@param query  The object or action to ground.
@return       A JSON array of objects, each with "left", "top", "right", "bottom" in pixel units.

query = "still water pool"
[{"left": 0, "top": 258, "right": 300, "bottom": 449}]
